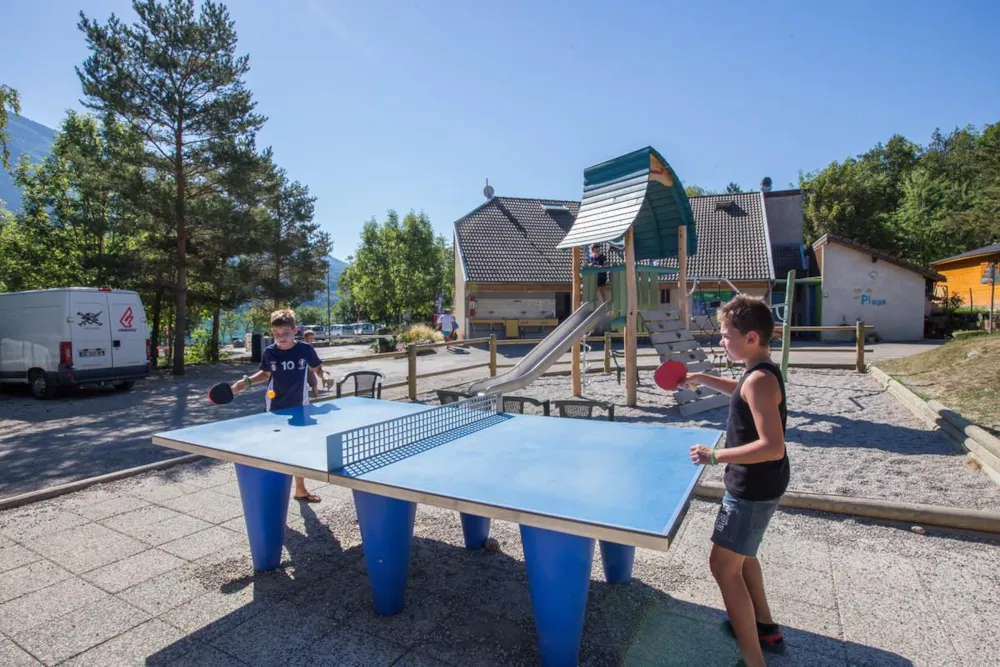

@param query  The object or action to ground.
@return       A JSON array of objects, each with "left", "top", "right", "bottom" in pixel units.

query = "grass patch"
[
  {"left": 877, "top": 334, "right": 1000, "bottom": 437},
  {"left": 397, "top": 323, "right": 444, "bottom": 346}
]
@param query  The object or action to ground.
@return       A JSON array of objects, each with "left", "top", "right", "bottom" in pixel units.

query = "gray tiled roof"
[
  {"left": 456, "top": 197, "right": 579, "bottom": 284},
  {"left": 456, "top": 192, "right": 774, "bottom": 284},
  {"left": 931, "top": 242, "right": 1000, "bottom": 266}
]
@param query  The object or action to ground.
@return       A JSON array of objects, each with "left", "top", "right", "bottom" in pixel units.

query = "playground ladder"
[{"left": 641, "top": 308, "right": 730, "bottom": 416}]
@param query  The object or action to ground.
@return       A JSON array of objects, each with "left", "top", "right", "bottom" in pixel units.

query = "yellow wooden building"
[{"left": 930, "top": 242, "right": 1000, "bottom": 311}]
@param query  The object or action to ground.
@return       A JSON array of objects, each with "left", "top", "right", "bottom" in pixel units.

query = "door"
[
  {"left": 109, "top": 296, "right": 148, "bottom": 377},
  {"left": 555, "top": 292, "right": 572, "bottom": 321},
  {"left": 70, "top": 293, "right": 112, "bottom": 376}
]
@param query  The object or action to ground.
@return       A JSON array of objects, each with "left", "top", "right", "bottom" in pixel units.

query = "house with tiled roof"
[{"left": 453, "top": 189, "right": 809, "bottom": 339}]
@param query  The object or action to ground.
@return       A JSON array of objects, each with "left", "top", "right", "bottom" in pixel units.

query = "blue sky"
[{"left": 3, "top": 0, "right": 998, "bottom": 259}]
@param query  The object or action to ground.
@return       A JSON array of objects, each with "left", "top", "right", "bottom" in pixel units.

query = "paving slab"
[
  {"left": 158, "top": 525, "right": 247, "bottom": 562},
  {"left": 208, "top": 599, "right": 336, "bottom": 667},
  {"left": 81, "top": 548, "right": 186, "bottom": 593},
  {"left": 0, "top": 560, "right": 74, "bottom": 604},
  {"left": 0, "top": 541, "right": 40, "bottom": 574},
  {"left": 10, "top": 595, "right": 150, "bottom": 665},
  {"left": 0, "top": 505, "right": 89, "bottom": 542},
  {"left": 100, "top": 505, "right": 212, "bottom": 546},
  {"left": 284, "top": 628, "right": 410, "bottom": 667},
  {"left": 0, "top": 577, "right": 107, "bottom": 636},
  {"left": 118, "top": 565, "right": 212, "bottom": 616},
  {"left": 73, "top": 494, "right": 150, "bottom": 521},
  {"left": 158, "top": 488, "right": 246, "bottom": 525},
  {"left": 24, "top": 522, "right": 149, "bottom": 574},
  {"left": 0, "top": 637, "right": 42, "bottom": 666},
  {"left": 60, "top": 619, "right": 197, "bottom": 667}
]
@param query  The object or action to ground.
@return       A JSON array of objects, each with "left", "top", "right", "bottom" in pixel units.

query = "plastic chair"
[
  {"left": 552, "top": 399, "right": 615, "bottom": 421},
  {"left": 436, "top": 389, "right": 472, "bottom": 405},
  {"left": 502, "top": 395, "right": 551, "bottom": 416},
  {"left": 335, "top": 370, "right": 384, "bottom": 399}
]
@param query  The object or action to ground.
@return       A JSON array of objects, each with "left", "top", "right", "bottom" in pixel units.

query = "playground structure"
[{"left": 557, "top": 146, "right": 698, "bottom": 407}]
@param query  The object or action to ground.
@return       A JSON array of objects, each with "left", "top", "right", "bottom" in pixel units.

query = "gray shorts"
[{"left": 711, "top": 491, "right": 780, "bottom": 557}]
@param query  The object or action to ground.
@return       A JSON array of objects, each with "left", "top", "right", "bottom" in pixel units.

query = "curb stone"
[
  {"left": 0, "top": 454, "right": 202, "bottom": 511},
  {"left": 869, "top": 366, "right": 1000, "bottom": 487}
]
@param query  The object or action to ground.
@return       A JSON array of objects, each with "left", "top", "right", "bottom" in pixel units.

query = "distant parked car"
[{"left": 354, "top": 322, "right": 376, "bottom": 336}]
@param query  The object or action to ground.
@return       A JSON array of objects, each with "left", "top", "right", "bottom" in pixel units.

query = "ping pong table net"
[{"left": 327, "top": 394, "right": 504, "bottom": 472}]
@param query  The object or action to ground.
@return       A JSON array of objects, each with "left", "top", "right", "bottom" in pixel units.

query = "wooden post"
[
  {"left": 624, "top": 229, "right": 638, "bottom": 407},
  {"left": 571, "top": 246, "right": 582, "bottom": 397},
  {"left": 780, "top": 270, "right": 795, "bottom": 381},
  {"left": 989, "top": 263, "right": 996, "bottom": 334},
  {"left": 489, "top": 334, "right": 497, "bottom": 376},
  {"left": 856, "top": 321, "right": 865, "bottom": 372},
  {"left": 678, "top": 226, "right": 689, "bottom": 328},
  {"left": 604, "top": 331, "right": 612, "bottom": 373},
  {"left": 407, "top": 343, "right": 417, "bottom": 400}
]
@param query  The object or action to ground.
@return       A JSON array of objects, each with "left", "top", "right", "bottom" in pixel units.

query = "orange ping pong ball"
[{"left": 267, "top": 390, "right": 276, "bottom": 399}]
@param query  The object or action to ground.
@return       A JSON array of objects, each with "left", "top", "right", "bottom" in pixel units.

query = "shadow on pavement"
[{"left": 146, "top": 506, "right": 911, "bottom": 667}]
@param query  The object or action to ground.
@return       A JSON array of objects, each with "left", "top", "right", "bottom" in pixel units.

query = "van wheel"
[
  {"left": 29, "top": 371, "right": 57, "bottom": 400},
  {"left": 114, "top": 381, "right": 135, "bottom": 392}
]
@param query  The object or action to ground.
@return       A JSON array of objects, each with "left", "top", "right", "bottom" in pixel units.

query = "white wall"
[
  {"left": 820, "top": 243, "right": 926, "bottom": 341},
  {"left": 474, "top": 292, "right": 557, "bottom": 318}
]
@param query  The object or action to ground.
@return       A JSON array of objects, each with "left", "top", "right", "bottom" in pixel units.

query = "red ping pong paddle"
[
  {"left": 208, "top": 382, "right": 235, "bottom": 405},
  {"left": 654, "top": 360, "right": 688, "bottom": 391}
]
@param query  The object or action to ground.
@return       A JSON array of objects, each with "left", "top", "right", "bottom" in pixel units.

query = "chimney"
[{"left": 760, "top": 176, "right": 773, "bottom": 193}]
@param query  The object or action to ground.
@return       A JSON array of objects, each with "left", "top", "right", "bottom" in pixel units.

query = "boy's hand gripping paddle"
[{"left": 654, "top": 359, "right": 689, "bottom": 391}]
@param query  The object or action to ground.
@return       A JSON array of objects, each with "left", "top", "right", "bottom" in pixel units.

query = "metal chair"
[
  {"left": 436, "top": 389, "right": 472, "bottom": 405},
  {"left": 552, "top": 399, "right": 615, "bottom": 421},
  {"left": 502, "top": 395, "right": 550, "bottom": 416},
  {"left": 610, "top": 349, "right": 641, "bottom": 386},
  {"left": 335, "top": 370, "right": 384, "bottom": 399}
]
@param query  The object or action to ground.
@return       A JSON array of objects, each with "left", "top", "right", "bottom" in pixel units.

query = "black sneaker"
[{"left": 722, "top": 619, "right": 787, "bottom": 654}]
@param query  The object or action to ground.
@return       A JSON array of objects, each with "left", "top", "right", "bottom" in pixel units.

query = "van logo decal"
[
  {"left": 77, "top": 312, "right": 103, "bottom": 327},
  {"left": 119, "top": 307, "right": 135, "bottom": 329}
]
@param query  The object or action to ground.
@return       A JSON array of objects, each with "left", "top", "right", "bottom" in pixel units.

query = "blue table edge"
[{"left": 150, "top": 428, "right": 722, "bottom": 552}]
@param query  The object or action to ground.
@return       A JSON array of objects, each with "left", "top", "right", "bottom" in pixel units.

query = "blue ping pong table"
[{"left": 152, "top": 395, "right": 722, "bottom": 666}]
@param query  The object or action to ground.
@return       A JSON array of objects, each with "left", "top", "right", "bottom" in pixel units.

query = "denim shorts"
[{"left": 711, "top": 491, "right": 780, "bottom": 557}]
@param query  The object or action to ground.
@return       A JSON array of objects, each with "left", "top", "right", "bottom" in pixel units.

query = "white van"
[{"left": 0, "top": 288, "right": 151, "bottom": 398}]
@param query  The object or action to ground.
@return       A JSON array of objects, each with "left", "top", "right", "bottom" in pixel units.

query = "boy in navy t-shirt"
[{"left": 230, "top": 308, "right": 327, "bottom": 502}]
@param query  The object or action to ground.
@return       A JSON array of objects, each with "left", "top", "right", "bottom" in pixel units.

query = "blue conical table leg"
[
  {"left": 599, "top": 541, "right": 636, "bottom": 584},
  {"left": 460, "top": 513, "right": 491, "bottom": 550},
  {"left": 234, "top": 464, "right": 292, "bottom": 571},
  {"left": 353, "top": 490, "right": 416, "bottom": 616},
  {"left": 520, "top": 525, "right": 595, "bottom": 667}
]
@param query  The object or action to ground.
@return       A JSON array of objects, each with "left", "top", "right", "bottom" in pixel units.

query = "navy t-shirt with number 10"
[{"left": 260, "top": 341, "right": 322, "bottom": 411}]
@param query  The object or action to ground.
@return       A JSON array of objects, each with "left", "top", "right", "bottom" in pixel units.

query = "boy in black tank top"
[{"left": 685, "top": 295, "right": 789, "bottom": 667}]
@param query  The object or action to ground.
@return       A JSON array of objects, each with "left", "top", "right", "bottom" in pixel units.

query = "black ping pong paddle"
[{"left": 208, "top": 382, "right": 235, "bottom": 405}]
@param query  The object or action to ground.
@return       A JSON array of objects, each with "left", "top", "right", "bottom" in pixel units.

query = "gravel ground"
[{"left": 425, "top": 368, "right": 1000, "bottom": 512}]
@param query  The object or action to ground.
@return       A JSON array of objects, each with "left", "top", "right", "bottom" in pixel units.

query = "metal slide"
[{"left": 465, "top": 300, "right": 612, "bottom": 396}]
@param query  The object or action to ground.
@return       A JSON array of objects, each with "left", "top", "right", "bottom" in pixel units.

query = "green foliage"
[
  {"left": 802, "top": 127, "right": 1000, "bottom": 265},
  {"left": 338, "top": 210, "right": 451, "bottom": 325},
  {"left": 725, "top": 182, "right": 742, "bottom": 194},
  {"left": 0, "top": 84, "right": 20, "bottom": 171},
  {"left": 252, "top": 165, "right": 331, "bottom": 309},
  {"left": 295, "top": 305, "right": 325, "bottom": 326},
  {"left": 77, "top": 0, "right": 267, "bottom": 374},
  {"left": 9, "top": 112, "right": 147, "bottom": 290},
  {"left": 684, "top": 184, "right": 715, "bottom": 197}
]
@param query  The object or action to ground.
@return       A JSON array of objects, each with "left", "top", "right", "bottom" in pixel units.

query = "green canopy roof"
[{"left": 556, "top": 146, "right": 697, "bottom": 261}]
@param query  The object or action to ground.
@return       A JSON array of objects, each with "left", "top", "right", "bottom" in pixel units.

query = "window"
[{"left": 660, "top": 289, "right": 671, "bottom": 304}]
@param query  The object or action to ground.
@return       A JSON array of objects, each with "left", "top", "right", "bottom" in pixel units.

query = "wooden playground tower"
[{"left": 558, "top": 147, "right": 697, "bottom": 407}]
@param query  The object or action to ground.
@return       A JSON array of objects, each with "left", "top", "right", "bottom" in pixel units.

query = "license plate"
[{"left": 79, "top": 348, "right": 106, "bottom": 357}]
